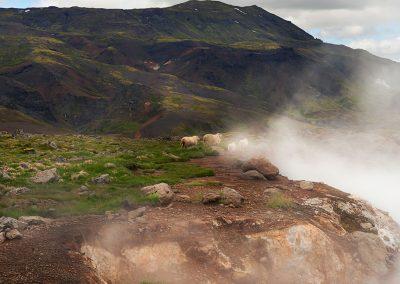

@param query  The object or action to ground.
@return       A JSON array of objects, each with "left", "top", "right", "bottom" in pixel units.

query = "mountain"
[{"left": 0, "top": 0, "right": 399, "bottom": 136}]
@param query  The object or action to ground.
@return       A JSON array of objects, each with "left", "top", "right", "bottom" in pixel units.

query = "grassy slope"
[
  {"left": 0, "top": 1, "right": 399, "bottom": 134},
  {"left": 0, "top": 133, "right": 215, "bottom": 217}
]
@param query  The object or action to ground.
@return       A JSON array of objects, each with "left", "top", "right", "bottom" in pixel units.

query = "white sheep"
[
  {"left": 181, "top": 136, "right": 200, "bottom": 148},
  {"left": 227, "top": 142, "right": 237, "bottom": 152},
  {"left": 238, "top": 138, "right": 249, "bottom": 148},
  {"left": 203, "top": 133, "right": 222, "bottom": 146}
]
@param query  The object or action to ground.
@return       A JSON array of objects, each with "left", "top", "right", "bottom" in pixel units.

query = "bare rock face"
[
  {"left": 241, "top": 157, "right": 279, "bottom": 180},
  {"left": 31, "top": 168, "right": 60, "bottom": 184},
  {"left": 141, "top": 183, "right": 174, "bottom": 204}
]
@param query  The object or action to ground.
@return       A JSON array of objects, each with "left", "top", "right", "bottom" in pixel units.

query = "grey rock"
[
  {"left": 241, "top": 170, "right": 267, "bottom": 180},
  {"left": 48, "top": 141, "right": 58, "bottom": 149},
  {"left": 0, "top": 217, "right": 27, "bottom": 232},
  {"left": 175, "top": 194, "right": 191, "bottom": 203},
  {"left": 92, "top": 174, "right": 110, "bottom": 184},
  {"left": 299, "top": 181, "right": 314, "bottom": 190},
  {"left": 7, "top": 187, "right": 31, "bottom": 196},
  {"left": 264, "top": 187, "right": 280, "bottom": 195},
  {"left": 241, "top": 157, "right": 279, "bottom": 180},
  {"left": 127, "top": 207, "right": 147, "bottom": 220},
  {"left": 141, "top": 183, "right": 174, "bottom": 204},
  {"left": 104, "top": 163, "right": 116, "bottom": 169},
  {"left": 5, "top": 229, "right": 22, "bottom": 240},
  {"left": 18, "top": 216, "right": 51, "bottom": 226},
  {"left": 202, "top": 192, "right": 221, "bottom": 204},
  {"left": 221, "top": 187, "right": 244, "bottom": 207},
  {"left": 31, "top": 168, "right": 60, "bottom": 184}
]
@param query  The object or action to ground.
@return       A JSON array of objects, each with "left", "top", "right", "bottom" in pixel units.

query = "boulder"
[
  {"left": 5, "top": 229, "right": 22, "bottom": 240},
  {"left": 202, "top": 193, "right": 221, "bottom": 204},
  {"left": 221, "top": 187, "right": 244, "bottom": 207},
  {"left": 18, "top": 216, "right": 51, "bottom": 226},
  {"left": 141, "top": 183, "right": 174, "bottom": 204},
  {"left": 241, "top": 170, "right": 267, "bottom": 180},
  {"left": 7, "top": 187, "right": 31, "bottom": 196},
  {"left": 92, "top": 174, "right": 111, "bottom": 184},
  {"left": 241, "top": 157, "right": 279, "bottom": 180},
  {"left": 31, "top": 168, "right": 60, "bottom": 183},
  {"left": 299, "top": 181, "right": 314, "bottom": 190}
]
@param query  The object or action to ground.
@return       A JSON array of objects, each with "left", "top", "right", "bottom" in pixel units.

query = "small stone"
[
  {"left": 361, "top": 222, "right": 374, "bottom": 230},
  {"left": 1, "top": 171, "right": 11, "bottom": 180},
  {"left": 18, "top": 216, "right": 50, "bottom": 226},
  {"left": 175, "top": 194, "right": 191, "bottom": 203},
  {"left": 127, "top": 207, "right": 147, "bottom": 220},
  {"left": 241, "top": 157, "right": 279, "bottom": 180},
  {"left": 104, "top": 163, "right": 116, "bottom": 169},
  {"left": 7, "top": 187, "right": 31, "bottom": 196},
  {"left": 141, "top": 183, "right": 174, "bottom": 204},
  {"left": 19, "top": 162, "right": 30, "bottom": 169},
  {"left": 92, "top": 174, "right": 110, "bottom": 184},
  {"left": 0, "top": 232, "right": 5, "bottom": 244},
  {"left": 241, "top": 170, "right": 267, "bottom": 180},
  {"left": 202, "top": 193, "right": 221, "bottom": 204},
  {"left": 221, "top": 187, "right": 244, "bottom": 207},
  {"left": 71, "top": 170, "right": 89, "bottom": 180},
  {"left": 264, "top": 187, "right": 280, "bottom": 195},
  {"left": 299, "top": 181, "right": 314, "bottom": 190},
  {"left": 31, "top": 168, "right": 60, "bottom": 184},
  {"left": 5, "top": 229, "right": 22, "bottom": 240},
  {"left": 48, "top": 141, "right": 58, "bottom": 149}
]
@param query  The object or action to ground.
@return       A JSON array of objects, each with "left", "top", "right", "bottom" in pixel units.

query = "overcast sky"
[{"left": 1, "top": 0, "right": 399, "bottom": 62}]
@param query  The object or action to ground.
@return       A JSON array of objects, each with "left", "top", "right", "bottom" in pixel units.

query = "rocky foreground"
[{"left": 1, "top": 154, "right": 399, "bottom": 283}]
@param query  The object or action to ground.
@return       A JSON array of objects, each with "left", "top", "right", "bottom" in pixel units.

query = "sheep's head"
[{"left": 193, "top": 136, "right": 200, "bottom": 142}]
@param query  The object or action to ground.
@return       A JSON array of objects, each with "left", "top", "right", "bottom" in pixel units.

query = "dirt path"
[{"left": 134, "top": 113, "right": 163, "bottom": 139}]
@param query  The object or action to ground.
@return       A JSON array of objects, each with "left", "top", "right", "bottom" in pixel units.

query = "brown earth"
[{"left": 0, "top": 155, "right": 398, "bottom": 283}]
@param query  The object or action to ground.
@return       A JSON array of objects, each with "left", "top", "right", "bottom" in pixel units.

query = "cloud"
[{"left": 349, "top": 37, "right": 400, "bottom": 62}]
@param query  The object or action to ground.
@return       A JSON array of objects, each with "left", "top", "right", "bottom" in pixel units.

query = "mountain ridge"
[{"left": 0, "top": 0, "right": 399, "bottom": 136}]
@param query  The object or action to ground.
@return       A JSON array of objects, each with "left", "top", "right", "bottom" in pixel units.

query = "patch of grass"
[
  {"left": 0, "top": 134, "right": 215, "bottom": 218},
  {"left": 267, "top": 192, "right": 294, "bottom": 209},
  {"left": 186, "top": 180, "right": 223, "bottom": 187}
]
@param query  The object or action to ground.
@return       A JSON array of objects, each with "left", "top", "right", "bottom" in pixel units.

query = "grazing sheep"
[
  {"left": 181, "top": 136, "right": 200, "bottom": 148},
  {"left": 203, "top": 133, "right": 223, "bottom": 146},
  {"left": 227, "top": 142, "right": 237, "bottom": 152},
  {"left": 238, "top": 138, "right": 249, "bottom": 148}
]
